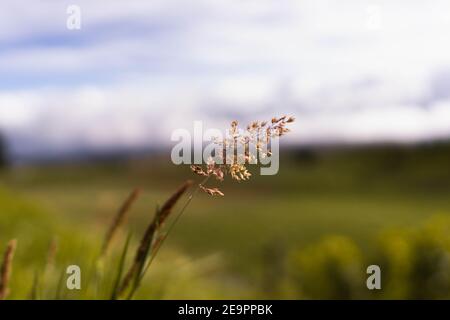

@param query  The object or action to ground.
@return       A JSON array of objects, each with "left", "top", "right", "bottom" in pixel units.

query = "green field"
[{"left": 1, "top": 143, "right": 449, "bottom": 299}]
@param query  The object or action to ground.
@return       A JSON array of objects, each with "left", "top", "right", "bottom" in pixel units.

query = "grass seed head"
[
  {"left": 157, "top": 180, "right": 193, "bottom": 225},
  {"left": 199, "top": 185, "right": 224, "bottom": 196},
  {"left": 191, "top": 115, "right": 294, "bottom": 196}
]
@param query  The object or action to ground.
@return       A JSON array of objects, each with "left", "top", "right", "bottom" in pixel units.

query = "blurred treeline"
[{"left": 0, "top": 132, "right": 7, "bottom": 169}]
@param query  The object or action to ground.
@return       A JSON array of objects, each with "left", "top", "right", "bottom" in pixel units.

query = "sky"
[{"left": 1, "top": 0, "right": 450, "bottom": 159}]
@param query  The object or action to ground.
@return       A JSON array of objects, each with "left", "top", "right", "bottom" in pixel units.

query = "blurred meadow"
[{"left": 1, "top": 143, "right": 449, "bottom": 299}]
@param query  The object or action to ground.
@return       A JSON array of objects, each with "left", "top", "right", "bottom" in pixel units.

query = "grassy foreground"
[{"left": 0, "top": 143, "right": 449, "bottom": 299}]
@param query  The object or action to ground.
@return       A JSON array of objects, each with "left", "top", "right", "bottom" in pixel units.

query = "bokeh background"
[{"left": 0, "top": 0, "right": 449, "bottom": 299}]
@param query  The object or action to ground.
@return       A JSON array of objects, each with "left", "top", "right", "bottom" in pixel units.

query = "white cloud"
[
  {"left": 0, "top": 0, "right": 450, "bottom": 158},
  {"left": 296, "top": 101, "right": 450, "bottom": 144}
]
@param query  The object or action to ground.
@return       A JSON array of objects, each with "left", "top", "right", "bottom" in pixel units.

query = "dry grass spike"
[
  {"left": 101, "top": 188, "right": 141, "bottom": 257},
  {"left": 0, "top": 239, "right": 17, "bottom": 300},
  {"left": 117, "top": 181, "right": 192, "bottom": 297}
]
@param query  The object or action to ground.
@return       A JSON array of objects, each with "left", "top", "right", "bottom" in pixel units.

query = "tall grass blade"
[{"left": 111, "top": 232, "right": 132, "bottom": 300}]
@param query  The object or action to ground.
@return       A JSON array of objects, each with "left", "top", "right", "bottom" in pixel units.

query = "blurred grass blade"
[
  {"left": 55, "top": 267, "right": 65, "bottom": 300},
  {"left": 29, "top": 270, "right": 40, "bottom": 300},
  {"left": 0, "top": 239, "right": 17, "bottom": 300},
  {"left": 101, "top": 188, "right": 140, "bottom": 258},
  {"left": 111, "top": 232, "right": 132, "bottom": 300}
]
